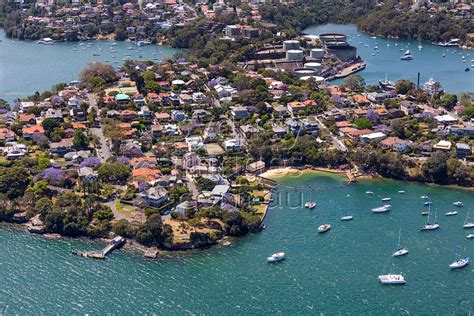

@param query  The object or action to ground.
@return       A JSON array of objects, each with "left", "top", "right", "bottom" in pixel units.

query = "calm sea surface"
[
  {"left": 0, "top": 29, "right": 178, "bottom": 103},
  {"left": 304, "top": 24, "right": 473, "bottom": 93},
  {"left": 1, "top": 172, "right": 474, "bottom": 314}
]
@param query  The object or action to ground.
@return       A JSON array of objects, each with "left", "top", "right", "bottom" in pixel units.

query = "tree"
[
  {"left": 344, "top": 75, "right": 365, "bottom": 91},
  {"left": 79, "top": 62, "right": 118, "bottom": 90},
  {"left": 135, "top": 214, "right": 173, "bottom": 247},
  {"left": 354, "top": 117, "right": 373, "bottom": 130},
  {"left": 395, "top": 80, "right": 415, "bottom": 94},
  {"left": 73, "top": 130, "right": 89, "bottom": 150},
  {"left": 222, "top": 211, "right": 248, "bottom": 236},
  {"left": 423, "top": 151, "right": 448, "bottom": 184},
  {"left": 34, "top": 168, "right": 67, "bottom": 187},
  {"left": 98, "top": 162, "right": 131, "bottom": 184},
  {"left": 0, "top": 166, "right": 31, "bottom": 199},
  {"left": 391, "top": 118, "right": 405, "bottom": 138},
  {"left": 41, "top": 118, "right": 61, "bottom": 137},
  {"left": 440, "top": 93, "right": 458, "bottom": 111}
]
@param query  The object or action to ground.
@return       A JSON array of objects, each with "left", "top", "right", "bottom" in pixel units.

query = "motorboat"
[
  {"left": 398, "top": 191, "right": 405, "bottom": 194},
  {"left": 392, "top": 229, "right": 408, "bottom": 257},
  {"left": 453, "top": 201, "right": 463, "bottom": 207},
  {"left": 267, "top": 252, "right": 285, "bottom": 263},
  {"left": 305, "top": 201, "right": 316, "bottom": 209},
  {"left": 382, "top": 197, "right": 391, "bottom": 202},
  {"left": 450, "top": 257, "right": 469, "bottom": 269},
  {"left": 318, "top": 224, "right": 331, "bottom": 233},
  {"left": 366, "top": 191, "right": 374, "bottom": 195},
  {"left": 378, "top": 274, "right": 406, "bottom": 285},
  {"left": 372, "top": 205, "right": 391, "bottom": 213},
  {"left": 445, "top": 211, "right": 458, "bottom": 216},
  {"left": 400, "top": 50, "right": 413, "bottom": 60},
  {"left": 467, "top": 234, "right": 474, "bottom": 239},
  {"left": 424, "top": 201, "right": 432, "bottom": 206},
  {"left": 341, "top": 215, "right": 353, "bottom": 221},
  {"left": 421, "top": 195, "right": 429, "bottom": 200},
  {"left": 37, "top": 37, "right": 56, "bottom": 45},
  {"left": 421, "top": 211, "right": 429, "bottom": 216}
]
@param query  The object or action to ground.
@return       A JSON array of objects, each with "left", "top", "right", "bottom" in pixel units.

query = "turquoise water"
[
  {"left": 0, "top": 29, "right": 178, "bottom": 103},
  {"left": 1, "top": 173, "right": 474, "bottom": 314},
  {"left": 304, "top": 24, "right": 474, "bottom": 93}
]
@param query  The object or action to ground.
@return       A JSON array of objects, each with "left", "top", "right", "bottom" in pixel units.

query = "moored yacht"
[
  {"left": 372, "top": 205, "right": 391, "bottom": 213},
  {"left": 341, "top": 215, "right": 353, "bottom": 221},
  {"left": 400, "top": 50, "right": 413, "bottom": 60},
  {"left": 450, "top": 257, "right": 469, "bottom": 269},
  {"left": 421, "top": 195, "right": 429, "bottom": 200},
  {"left": 453, "top": 201, "right": 463, "bottom": 207},
  {"left": 392, "top": 228, "right": 408, "bottom": 257},
  {"left": 318, "top": 224, "right": 331, "bottom": 233},
  {"left": 421, "top": 207, "right": 439, "bottom": 231},
  {"left": 267, "top": 252, "right": 285, "bottom": 263},
  {"left": 467, "top": 234, "right": 474, "bottom": 239},
  {"left": 445, "top": 211, "right": 458, "bottom": 216},
  {"left": 382, "top": 197, "right": 391, "bottom": 202},
  {"left": 366, "top": 191, "right": 374, "bottom": 195},
  {"left": 463, "top": 211, "right": 474, "bottom": 228},
  {"left": 398, "top": 191, "right": 405, "bottom": 194}
]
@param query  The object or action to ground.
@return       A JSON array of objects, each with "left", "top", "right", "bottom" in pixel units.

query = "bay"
[
  {"left": 1, "top": 172, "right": 474, "bottom": 314},
  {"left": 304, "top": 24, "right": 473, "bottom": 93},
  {"left": 0, "top": 29, "right": 178, "bottom": 103}
]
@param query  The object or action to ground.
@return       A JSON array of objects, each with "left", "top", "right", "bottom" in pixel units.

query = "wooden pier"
[{"left": 72, "top": 236, "right": 126, "bottom": 260}]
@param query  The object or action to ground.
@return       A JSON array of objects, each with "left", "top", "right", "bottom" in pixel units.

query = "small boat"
[
  {"left": 424, "top": 201, "right": 432, "bottom": 206},
  {"left": 467, "top": 234, "right": 474, "bottom": 239},
  {"left": 450, "top": 257, "right": 469, "bottom": 269},
  {"left": 366, "top": 191, "right": 374, "bottom": 195},
  {"left": 392, "top": 229, "right": 408, "bottom": 257},
  {"left": 401, "top": 50, "right": 413, "bottom": 60},
  {"left": 318, "top": 224, "right": 331, "bottom": 233},
  {"left": 421, "top": 211, "right": 429, "bottom": 216},
  {"left": 381, "top": 197, "right": 391, "bottom": 202},
  {"left": 92, "top": 53, "right": 100, "bottom": 56},
  {"left": 463, "top": 211, "right": 474, "bottom": 228},
  {"left": 446, "top": 211, "right": 458, "bottom": 216},
  {"left": 372, "top": 205, "right": 391, "bottom": 213},
  {"left": 371, "top": 53, "right": 376, "bottom": 56},
  {"left": 378, "top": 274, "right": 406, "bottom": 285},
  {"left": 267, "top": 252, "right": 285, "bottom": 263},
  {"left": 442, "top": 54, "right": 446, "bottom": 57},
  {"left": 398, "top": 191, "right": 405, "bottom": 194},
  {"left": 421, "top": 195, "right": 429, "bottom": 199},
  {"left": 453, "top": 202, "right": 464, "bottom": 207},
  {"left": 305, "top": 201, "right": 316, "bottom": 209},
  {"left": 222, "top": 240, "right": 232, "bottom": 246},
  {"left": 341, "top": 215, "right": 353, "bottom": 221},
  {"left": 466, "top": 68, "right": 471, "bottom": 72}
]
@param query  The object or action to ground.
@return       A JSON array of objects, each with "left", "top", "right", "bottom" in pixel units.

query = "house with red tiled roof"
[
  {"left": 0, "top": 128, "right": 15, "bottom": 143},
  {"left": 120, "top": 110, "right": 137, "bottom": 121},
  {"left": 22, "top": 125, "right": 45, "bottom": 140},
  {"left": 353, "top": 95, "right": 370, "bottom": 105},
  {"left": 336, "top": 121, "right": 353, "bottom": 128},
  {"left": 19, "top": 114, "right": 37, "bottom": 125},
  {"left": 380, "top": 137, "right": 412, "bottom": 151},
  {"left": 72, "top": 122, "right": 87, "bottom": 130},
  {"left": 132, "top": 167, "right": 161, "bottom": 183},
  {"left": 340, "top": 127, "right": 372, "bottom": 139}
]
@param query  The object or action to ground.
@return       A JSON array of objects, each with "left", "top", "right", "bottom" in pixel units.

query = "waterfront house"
[
  {"left": 247, "top": 160, "right": 265, "bottom": 174},
  {"left": 380, "top": 137, "right": 411, "bottom": 152},
  {"left": 138, "top": 186, "right": 168, "bottom": 207}
]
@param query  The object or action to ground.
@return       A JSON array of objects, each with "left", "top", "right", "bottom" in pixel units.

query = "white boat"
[
  {"left": 421, "top": 195, "right": 429, "bottom": 199},
  {"left": 450, "top": 257, "right": 469, "bottom": 269},
  {"left": 37, "top": 37, "right": 55, "bottom": 45},
  {"left": 398, "top": 191, "right": 405, "bottom": 194},
  {"left": 267, "top": 252, "right": 285, "bottom": 263},
  {"left": 445, "top": 211, "right": 458, "bottom": 216},
  {"left": 467, "top": 234, "right": 474, "bottom": 239},
  {"left": 378, "top": 274, "right": 406, "bottom": 285},
  {"left": 392, "top": 228, "right": 408, "bottom": 257},
  {"left": 420, "top": 207, "right": 439, "bottom": 231},
  {"left": 372, "top": 205, "right": 391, "bottom": 213},
  {"left": 463, "top": 211, "right": 474, "bottom": 228},
  {"left": 318, "top": 224, "right": 331, "bottom": 233},
  {"left": 381, "top": 197, "right": 391, "bottom": 202},
  {"left": 401, "top": 50, "right": 413, "bottom": 60},
  {"left": 341, "top": 215, "right": 353, "bottom": 221},
  {"left": 366, "top": 191, "right": 374, "bottom": 195},
  {"left": 305, "top": 201, "right": 316, "bottom": 209},
  {"left": 453, "top": 201, "right": 463, "bottom": 207}
]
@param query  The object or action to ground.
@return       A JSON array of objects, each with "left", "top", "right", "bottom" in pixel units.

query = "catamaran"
[
  {"left": 420, "top": 206, "right": 439, "bottom": 231},
  {"left": 463, "top": 211, "right": 474, "bottom": 228},
  {"left": 378, "top": 274, "right": 406, "bottom": 285},
  {"left": 392, "top": 228, "right": 409, "bottom": 257}
]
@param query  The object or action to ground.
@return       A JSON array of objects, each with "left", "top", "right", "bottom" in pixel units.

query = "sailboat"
[
  {"left": 341, "top": 208, "right": 354, "bottom": 221},
  {"left": 304, "top": 191, "right": 316, "bottom": 209},
  {"left": 392, "top": 228, "right": 408, "bottom": 257},
  {"left": 418, "top": 38, "right": 423, "bottom": 51},
  {"left": 449, "top": 246, "right": 469, "bottom": 269},
  {"left": 463, "top": 211, "right": 474, "bottom": 228},
  {"left": 420, "top": 206, "right": 439, "bottom": 231}
]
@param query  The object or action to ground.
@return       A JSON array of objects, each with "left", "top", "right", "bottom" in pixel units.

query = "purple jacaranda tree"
[
  {"left": 116, "top": 156, "right": 131, "bottom": 165},
  {"left": 365, "top": 108, "right": 379, "bottom": 123},
  {"left": 34, "top": 167, "right": 67, "bottom": 187},
  {"left": 79, "top": 157, "right": 102, "bottom": 169}
]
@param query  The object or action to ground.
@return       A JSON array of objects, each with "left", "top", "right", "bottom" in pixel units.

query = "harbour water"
[
  {"left": 0, "top": 29, "right": 178, "bottom": 103},
  {"left": 1, "top": 172, "right": 474, "bottom": 314},
  {"left": 304, "top": 24, "right": 473, "bottom": 93}
]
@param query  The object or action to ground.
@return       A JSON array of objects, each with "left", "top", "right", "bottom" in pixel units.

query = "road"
[
  {"left": 315, "top": 116, "right": 348, "bottom": 152},
  {"left": 87, "top": 93, "right": 112, "bottom": 162}
]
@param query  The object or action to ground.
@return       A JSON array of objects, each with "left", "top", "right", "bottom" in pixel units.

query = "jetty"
[
  {"left": 328, "top": 62, "right": 366, "bottom": 80},
  {"left": 72, "top": 236, "right": 126, "bottom": 260}
]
